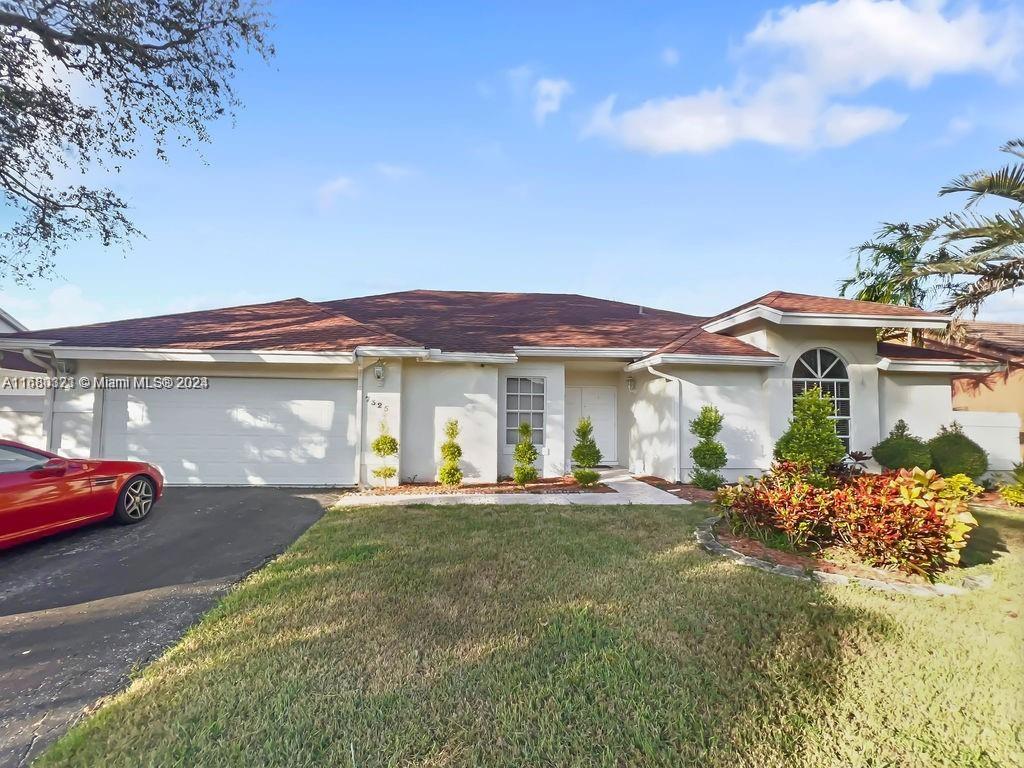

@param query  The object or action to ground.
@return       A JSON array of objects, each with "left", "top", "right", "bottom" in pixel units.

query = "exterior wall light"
[
  {"left": 625, "top": 376, "right": 636, "bottom": 393},
  {"left": 373, "top": 362, "right": 386, "bottom": 386}
]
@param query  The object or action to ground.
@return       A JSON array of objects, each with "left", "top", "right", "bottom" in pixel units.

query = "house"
[
  {"left": 0, "top": 290, "right": 1019, "bottom": 486},
  {"left": 924, "top": 322, "right": 1024, "bottom": 460}
]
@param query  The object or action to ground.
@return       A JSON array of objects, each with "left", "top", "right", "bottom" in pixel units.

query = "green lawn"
[{"left": 41, "top": 502, "right": 1024, "bottom": 768}]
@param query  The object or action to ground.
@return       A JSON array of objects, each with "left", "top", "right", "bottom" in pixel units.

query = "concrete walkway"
[{"left": 333, "top": 469, "right": 688, "bottom": 507}]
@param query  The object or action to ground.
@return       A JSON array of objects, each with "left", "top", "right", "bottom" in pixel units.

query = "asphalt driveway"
[{"left": 0, "top": 486, "right": 333, "bottom": 767}]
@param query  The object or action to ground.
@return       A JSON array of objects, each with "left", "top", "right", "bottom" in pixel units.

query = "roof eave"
[
  {"left": 40, "top": 346, "right": 361, "bottom": 365},
  {"left": 877, "top": 357, "right": 1004, "bottom": 374},
  {"left": 702, "top": 305, "right": 949, "bottom": 334},
  {"left": 514, "top": 346, "right": 657, "bottom": 359},
  {"left": 625, "top": 353, "right": 781, "bottom": 372}
]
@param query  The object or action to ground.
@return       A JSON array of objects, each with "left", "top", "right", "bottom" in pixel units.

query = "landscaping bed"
[
  {"left": 712, "top": 519, "right": 930, "bottom": 586},
  {"left": 346, "top": 475, "right": 615, "bottom": 495},
  {"left": 634, "top": 475, "right": 717, "bottom": 503}
]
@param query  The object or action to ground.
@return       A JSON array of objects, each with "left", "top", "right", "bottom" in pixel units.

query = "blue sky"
[{"left": 3, "top": 0, "right": 1024, "bottom": 328}]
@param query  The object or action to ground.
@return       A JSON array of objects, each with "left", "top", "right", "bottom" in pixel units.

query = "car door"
[{"left": 0, "top": 446, "right": 97, "bottom": 544}]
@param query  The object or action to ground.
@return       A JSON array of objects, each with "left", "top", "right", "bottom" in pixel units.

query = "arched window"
[{"left": 792, "top": 348, "right": 851, "bottom": 449}]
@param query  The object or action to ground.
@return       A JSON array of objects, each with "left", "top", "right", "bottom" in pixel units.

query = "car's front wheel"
[{"left": 114, "top": 476, "right": 156, "bottom": 524}]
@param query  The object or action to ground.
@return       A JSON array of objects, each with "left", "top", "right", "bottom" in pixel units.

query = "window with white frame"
[
  {"left": 505, "top": 377, "right": 545, "bottom": 445},
  {"left": 792, "top": 348, "right": 851, "bottom": 450}
]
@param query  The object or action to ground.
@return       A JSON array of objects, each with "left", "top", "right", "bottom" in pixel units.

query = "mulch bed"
[
  {"left": 634, "top": 476, "right": 718, "bottom": 503},
  {"left": 348, "top": 476, "right": 616, "bottom": 496},
  {"left": 713, "top": 521, "right": 929, "bottom": 585},
  {"left": 974, "top": 491, "right": 1019, "bottom": 511}
]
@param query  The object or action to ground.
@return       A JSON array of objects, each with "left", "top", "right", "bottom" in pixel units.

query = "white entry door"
[
  {"left": 565, "top": 386, "right": 617, "bottom": 464},
  {"left": 100, "top": 377, "right": 357, "bottom": 486}
]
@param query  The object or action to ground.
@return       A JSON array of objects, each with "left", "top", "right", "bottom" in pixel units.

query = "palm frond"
[{"left": 939, "top": 163, "right": 1024, "bottom": 206}]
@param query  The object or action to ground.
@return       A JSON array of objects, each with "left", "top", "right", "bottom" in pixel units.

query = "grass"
[{"left": 40, "top": 503, "right": 1024, "bottom": 768}]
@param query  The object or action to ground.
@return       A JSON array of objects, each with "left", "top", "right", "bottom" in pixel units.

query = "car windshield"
[{"left": 0, "top": 445, "right": 48, "bottom": 474}]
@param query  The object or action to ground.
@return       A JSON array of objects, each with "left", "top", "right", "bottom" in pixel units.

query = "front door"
[{"left": 565, "top": 386, "right": 617, "bottom": 464}]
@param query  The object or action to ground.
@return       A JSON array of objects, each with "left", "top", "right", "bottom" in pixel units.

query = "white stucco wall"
[
  {"left": 677, "top": 366, "right": 773, "bottom": 482},
  {"left": 748, "top": 325, "right": 883, "bottom": 457},
  {"left": 880, "top": 371, "right": 1020, "bottom": 473},
  {"left": 878, "top": 372, "right": 956, "bottom": 438},
  {"left": 498, "top": 360, "right": 566, "bottom": 478},
  {"left": 401, "top": 362, "right": 499, "bottom": 483},
  {"left": 623, "top": 368, "right": 678, "bottom": 479}
]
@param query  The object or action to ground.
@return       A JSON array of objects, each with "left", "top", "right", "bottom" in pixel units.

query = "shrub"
[
  {"left": 928, "top": 422, "right": 988, "bottom": 479},
  {"left": 512, "top": 421, "right": 539, "bottom": 486},
  {"left": 872, "top": 420, "right": 932, "bottom": 471},
  {"left": 1000, "top": 462, "right": 1024, "bottom": 506},
  {"left": 774, "top": 388, "right": 847, "bottom": 478},
  {"left": 573, "top": 468, "right": 601, "bottom": 487},
  {"left": 370, "top": 423, "right": 399, "bottom": 487},
  {"left": 940, "top": 473, "right": 984, "bottom": 503},
  {"left": 571, "top": 417, "right": 602, "bottom": 469},
  {"left": 438, "top": 418, "right": 463, "bottom": 487},
  {"left": 1001, "top": 484, "right": 1024, "bottom": 506},
  {"left": 718, "top": 463, "right": 978, "bottom": 577},
  {"left": 689, "top": 405, "right": 727, "bottom": 490}
]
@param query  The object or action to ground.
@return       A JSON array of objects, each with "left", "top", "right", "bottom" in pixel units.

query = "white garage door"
[{"left": 101, "top": 377, "right": 357, "bottom": 486}]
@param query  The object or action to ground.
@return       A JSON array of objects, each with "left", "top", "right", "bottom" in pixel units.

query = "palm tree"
[
  {"left": 840, "top": 221, "right": 934, "bottom": 308},
  {"left": 841, "top": 139, "right": 1024, "bottom": 317},
  {"left": 915, "top": 139, "right": 1024, "bottom": 315}
]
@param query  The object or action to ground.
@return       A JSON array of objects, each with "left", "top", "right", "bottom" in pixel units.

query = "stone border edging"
[{"left": 694, "top": 516, "right": 993, "bottom": 598}]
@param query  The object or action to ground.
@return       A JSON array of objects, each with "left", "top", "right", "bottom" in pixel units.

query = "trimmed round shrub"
[
  {"left": 872, "top": 435, "right": 932, "bottom": 471},
  {"left": 572, "top": 468, "right": 600, "bottom": 487},
  {"left": 928, "top": 427, "right": 988, "bottom": 479}
]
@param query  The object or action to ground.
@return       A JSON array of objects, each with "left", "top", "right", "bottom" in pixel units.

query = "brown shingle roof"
[
  {"left": 0, "top": 289, "right": 960, "bottom": 360},
  {"left": 957, "top": 321, "right": 1024, "bottom": 359},
  {"left": 649, "top": 324, "right": 780, "bottom": 358},
  {"left": 710, "top": 291, "right": 949, "bottom": 322},
  {"left": 0, "top": 298, "right": 417, "bottom": 352},
  {"left": 876, "top": 342, "right": 983, "bottom": 362},
  {"left": 322, "top": 290, "right": 711, "bottom": 354}
]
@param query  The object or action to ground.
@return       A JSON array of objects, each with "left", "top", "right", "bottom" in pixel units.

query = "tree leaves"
[{"left": 0, "top": 0, "right": 274, "bottom": 283}]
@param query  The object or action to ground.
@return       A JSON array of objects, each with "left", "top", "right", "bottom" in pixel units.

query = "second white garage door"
[{"left": 100, "top": 377, "right": 358, "bottom": 486}]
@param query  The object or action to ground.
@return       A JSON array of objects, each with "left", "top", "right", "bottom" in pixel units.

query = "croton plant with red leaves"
[{"left": 716, "top": 463, "right": 978, "bottom": 577}]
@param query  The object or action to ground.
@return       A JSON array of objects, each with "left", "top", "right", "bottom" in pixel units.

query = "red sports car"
[{"left": 0, "top": 440, "right": 164, "bottom": 549}]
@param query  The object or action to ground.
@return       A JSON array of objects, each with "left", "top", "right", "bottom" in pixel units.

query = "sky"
[{"left": 2, "top": 0, "right": 1024, "bottom": 329}]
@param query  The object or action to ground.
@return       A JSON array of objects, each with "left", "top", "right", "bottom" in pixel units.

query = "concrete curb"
[{"left": 694, "top": 516, "right": 993, "bottom": 598}]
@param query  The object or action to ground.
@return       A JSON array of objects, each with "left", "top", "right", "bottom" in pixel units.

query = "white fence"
[{"left": 955, "top": 410, "right": 1021, "bottom": 475}]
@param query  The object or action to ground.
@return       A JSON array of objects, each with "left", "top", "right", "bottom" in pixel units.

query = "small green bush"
[
  {"left": 370, "top": 422, "right": 399, "bottom": 487},
  {"left": 999, "top": 462, "right": 1024, "bottom": 506},
  {"left": 572, "top": 468, "right": 601, "bottom": 487},
  {"left": 571, "top": 416, "right": 602, "bottom": 469},
  {"left": 438, "top": 418, "right": 463, "bottom": 487},
  {"left": 872, "top": 420, "right": 932, "bottom": 470},
  {"left": 940, "top": 473, "right": 984, "bottom": 503},
  {"left": 688, "top": 405, "right": 727, "bottom": 490},
  {"left": 512, "top": 421, "right": 539, "bottom": 486},
  {"left": 928, "top": 422, "right": 988, "bottom": 479},
  {"left": 774, "top": 388, "right": 847, "bottom": 476}
]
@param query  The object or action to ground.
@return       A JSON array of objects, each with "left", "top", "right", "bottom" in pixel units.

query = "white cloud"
[
  {"left": 935, "top": 115, "right": 975, "bottom": 145},
  {"left": 0, "top": 285, "right": 106, "bottom": 329},
  {"left": 587, "top": 0, "right": 1021, "bottom": 154},
  {"left": 506, "top": 64, "right": 535, "bottom": 95},
  {"left": 374, "top": 163, "right": 415, "bottom": 179},
  {"left": 533, "top": 78, "right": 573, "bottom": 124},
  {"left": 661, "top": 47, "right": 680, "bottom": 67},
  {"left": 316, "top": 176, "right": 356, "bottom": 211}
]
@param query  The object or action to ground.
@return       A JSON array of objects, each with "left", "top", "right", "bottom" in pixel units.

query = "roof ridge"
[{"left": 308, "top": 300, "right": 423, "bottom": 347}]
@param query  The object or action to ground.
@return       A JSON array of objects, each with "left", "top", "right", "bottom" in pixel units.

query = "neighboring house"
[
  {"left": 0, "top": 290, "right": 1018, "bottom": 486},
  {"left": 0, "top": 307, "right": 49, "bottom": 449},
  {"left": 924, "top": 322, "right": 1024, "bottom": 460}
]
